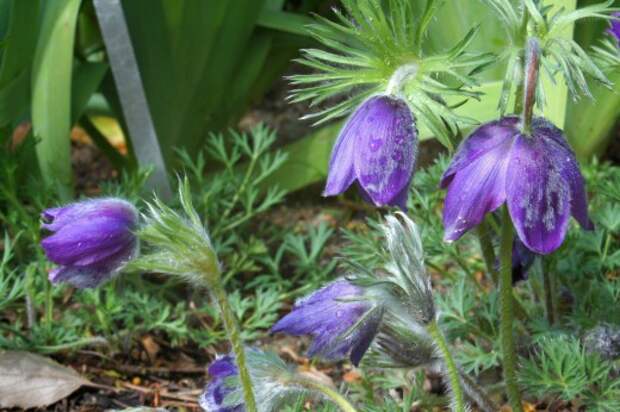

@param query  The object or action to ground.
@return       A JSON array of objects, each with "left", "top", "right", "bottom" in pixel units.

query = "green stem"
[
  {"left": 44, "top": 277, "right": 53, "bottom": 329},
  {"left": 498, "top": 206, "right": 523, "bottom": 412},
  {"left": 602, "top": 232, "right": 611, "bottom": 261},
  {"left": 293, "top": 377, "right": 358, "bottom": 412},
  {"left": 427, "top": 321, "right": 467, "bottom": 412},
  {"left": 542, "top": 259, "right": 556, "bottom": 325},
  {"left": 213, "top": 154, "right": 259, "bottom": 237},
  {"left": 25, "top": 264, "right": 37, "bottom": 330},
  {"left": 36, "top": 336, "right": 108, "bottom": 353},
  {"left": 476, "top": 220, "right": 498, "bottom": 285},
  {"left": 211, "top": 282, "right": 257, "bottom": 412}
]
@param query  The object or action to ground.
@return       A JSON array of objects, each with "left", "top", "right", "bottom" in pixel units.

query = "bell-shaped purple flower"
[
  {"left": 609, "top": 12, "right": 620, "bottom": 44},
  {"left": 200, "top": 355, "right": 243, "bottom": 412},
  {"left": 271, "top": 279, "right": 382, "bottom": 366},
  {"left": 441, "top": 116, "right": 592, "bottom": 254},
  {"left": 323, "top": 95, "right": 417, "bottom": 210},
  {"left": 40, "top": 198, "right": 139, "bottom": 288}
]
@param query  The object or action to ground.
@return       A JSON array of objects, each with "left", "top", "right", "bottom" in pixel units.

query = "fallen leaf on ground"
[
  {"left": 0, "top": 351, "right": 90, "bottom": 408},
  {"left": 140, "top": 335, "right": 160, "bottom": 361}
]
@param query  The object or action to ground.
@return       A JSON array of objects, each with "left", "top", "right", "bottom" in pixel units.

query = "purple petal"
[
  {"left": 323, "top": 112, "right": 358, "bottom": 196},
  {"left": 534, "top": 119, "right": 593, "bottom": 230},
  {"left": 208, "top": 356, "right": 237, "bottom": 378},
  {"left": 271, "top": 280, "right": 364, "bottom": 336},
  {"left": 349, "top": 308, "right": 383, "bottom": 366},
  {"left": 506, "top": 133, "right": 572, "bottom": 254},
  {"left": 357, "top": 182, "right": 412, "bottom": 210},
  {"left": 441, "top": 117, "right": 520, "bottom": 188},
  {"left": 41, "top": 216, "right": 136, "bottom": 266},
  {"left": 41, "top": 198, "right": 136, "bottom": 232},
  {"left": 390, "top": 180, "right": 411, "bottom": 211},
  {"left": 40, "top": 198, "right": 138, "bottom": 289},
  {"left": 353, "top": 96, "right": 417, "bottom": 207},
  {"left": 443, "top": 136, "right": 514, "bottom": 242},
  {"left": 49, "top": 266, "right": 112, "bottom": 289}
]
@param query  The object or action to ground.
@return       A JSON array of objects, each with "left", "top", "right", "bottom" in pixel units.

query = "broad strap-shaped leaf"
[{"left": 32, "top": 0, "right": 82, "bottom": 200}]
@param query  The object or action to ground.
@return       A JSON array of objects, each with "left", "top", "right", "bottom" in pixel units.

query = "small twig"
[
  {"left": 161, "top": 400, "right": 200, "bottom": 408},
  {"left": 85, "top": 381, "right": 120, "bottom": 393},
  {"left": 106, "top": 364, "right": 206, "bottom": 376},
  {"left": 112, "top": 399, "right": 132, "bottom": 409},
  {"left": 121, "top": 382, "right": 200, "bottom": 402}
]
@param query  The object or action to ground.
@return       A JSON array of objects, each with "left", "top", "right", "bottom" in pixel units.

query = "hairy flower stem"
[
  {"left": 499, "top": 206, "right": 523, "bottom": 412},
  {"left": 521, "top": 38, "right": 540, "bottom": 134},
  {"left": 211, "top": 282, "right": 257, "bottom": 412},
  {"left": 476, "top": 220, "right": 499, "bottom": 285},
  {"left": 292, "top": 377, "right": 358, "bottom": 412},
  {"left": 428, "top": 321, "right": 467, "bottom": 412},
  {"left": 386, "top": 63, "right": 418, "bottom": 95},
  {"left": 458, "top": 370, "right": 498, "bottom": 412}
]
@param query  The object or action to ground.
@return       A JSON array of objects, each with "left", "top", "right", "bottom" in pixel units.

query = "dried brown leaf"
[{"left": 0, "top": 351, "right": 89, "bottom": 408}]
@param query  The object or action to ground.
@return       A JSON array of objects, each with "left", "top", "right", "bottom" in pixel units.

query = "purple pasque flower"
[
  {"left": 40, "top": 198, "right": 138, "bottom": 288},
  {"left": 441, "top": 116, "right": 592, "bottom": 254},
  {"left": 323, "top": 94, "right": 417, "bottom": 210},
  {"left": 271, "top": 279, "right": 382, "bottom": 366},
  {"left": 200, "top": 355, "right": 243, "bottom": 412},
  {"left": 608, "top": 12, "right": 620, "bottom": 44}
]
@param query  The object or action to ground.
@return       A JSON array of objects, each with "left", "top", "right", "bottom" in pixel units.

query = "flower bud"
[{"left": 40, "top": 198, "right": 138, "bottom": 288}]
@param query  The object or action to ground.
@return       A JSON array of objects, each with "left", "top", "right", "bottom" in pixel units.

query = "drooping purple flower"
[
  {"left": 441, "top": 116, "right": 592, "bottom": 254},
  {"left": 40, "top": 198, "right": 138, "bottom": 288},
  {"left": 323, "top": 95, "right": 417, "bottom": 210},
  {"left": 608, "top": 12, "right": 620, "bottom": 44},
  {"left": 512, "top": 238, "right": 536, "bottom": 283},
  {"left": 200, "top": 355, "right": 243, "bottom": 412},
  {"left": 271, "top": 279, "right": 382, "bottom": 366}
]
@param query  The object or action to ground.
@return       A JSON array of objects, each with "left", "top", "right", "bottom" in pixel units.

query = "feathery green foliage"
[{"left": 289, "top": 0, "right": 494, "bottom": 148}]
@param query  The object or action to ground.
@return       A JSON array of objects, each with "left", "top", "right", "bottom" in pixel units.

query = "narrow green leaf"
[
  {"left": 0, "top": 0, "right": 41, "bottom": 127},
  {"left": 32, "top": 0, "right": 82, "bottom": 200},
  {"left": 256, "top": 9, "right": 313, "bottom": 36},
  {"left": 540, "top": 0, "right": 577, "bottom": 128},
  {"left": 71, "top": 61, "right": 108, "bottom": 123}
]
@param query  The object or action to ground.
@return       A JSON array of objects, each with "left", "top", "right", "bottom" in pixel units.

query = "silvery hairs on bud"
[
  {"left": 128, "top": 177, "right": 220, "bottom": 286},
  {"left": 382, "top": 212, "right": 435, "bottom": 325},
  {"left": 362, "top": 311, "right": 438, "bottom": 370}
]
